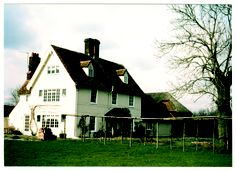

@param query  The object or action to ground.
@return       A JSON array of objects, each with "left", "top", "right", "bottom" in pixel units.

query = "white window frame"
[
  {"left": 43, "top": 89, "right": 60, "bottom": 102},
  {"left": 111, "top": 91, "right": 118, "bottom": 105},
  {"left": 24, "top": 115, "right": 30, "bottom": 131},
  {"left": 90, "top": 89, "right": 97, "bottom": 103},
  {"left": 129, "top": 95, "right": 135, "bottom": 107},
  {"left": 42, "top": 115, "right": 59, "bottom": 128},
  {"left": 124, "top": 72, "right": 128, "bottom": 84}
]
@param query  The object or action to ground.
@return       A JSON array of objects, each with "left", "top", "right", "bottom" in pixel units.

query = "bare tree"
[
  {"left": 156, "top": 5, "right": 232, "bottom": 148},
  {"left": 6, "top": 86, "right": 21, "bottom": 106}
]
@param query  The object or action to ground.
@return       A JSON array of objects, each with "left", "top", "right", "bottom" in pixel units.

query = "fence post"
[
  {"left": 144, "top": 122, "right": 146, "bottom": 146},
  {"left": 64, "top": 115, "right": 66, "bottom": 139},
  {"left": 129, "top": 119, "right": 132, "bottom": 147},
  {"left": 104, "top": 117, "right": 106, "bottom": 145},
  {"left": 183, "top": 121, "right": 185, "bottom": 152},
  {"left": 213, "top": 118, "right": 215, "bottom": 153},
  {"left": 156, "top": 121, "right": 159, "bottom": 149},
  {"left": 196, "top": 120, "right": 198, "bottom": 151}
]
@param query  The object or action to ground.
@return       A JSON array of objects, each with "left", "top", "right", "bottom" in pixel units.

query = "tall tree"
[{"left": 156, "top": 5, "right": 232, "bottom": 148}]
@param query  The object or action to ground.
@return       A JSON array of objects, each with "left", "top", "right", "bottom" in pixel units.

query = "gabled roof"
[
  {"left": 142, "top": 92, "right": 192, "bottom": 118},
  {"left": 51, "top": 45, "right": 144, "bottom": 96}
]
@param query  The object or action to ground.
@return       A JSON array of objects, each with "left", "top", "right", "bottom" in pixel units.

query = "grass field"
[{"left": 4, "top": 139, "right": 232, "bottom": 166}]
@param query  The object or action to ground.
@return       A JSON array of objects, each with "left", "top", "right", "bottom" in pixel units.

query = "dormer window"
[
  {"left": 88, "top": 64, "right": 94, "bottom": 77},
  {"left": 124, "top": 72, "right": 128, "bottom": 84},
  {"left": 81, "top": 60, "right": 94, "bottom": 77},
  {"left": 116, "top": 69, "right": 128, "bottom": 84}
]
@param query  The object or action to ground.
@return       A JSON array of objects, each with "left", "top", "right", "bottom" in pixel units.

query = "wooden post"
[
  {"left": 170, "top": 133, "right": 172, "bottom": 150},
  {"left": 156, "top": 122, "right": 159, "bottom": 149},
  {"left": 144, "top": 122, "right": 147, "bottom": 146},
  {"left": 183, "top": 121, "right": 185, "bottom": 152},
  {"left": 64, "top": 115, "right": 66, "bottom": 139},
  {"left": 226, "top": 119, "right": 228, "bottom": 151},
  {"left": 213, "top": 119, "right": 215, "bottom": 153},
  {"left": 121, "top": 121, "right": 123, "bottom": 144},
  {"left": 196, "top": 120, "right": 199, "bottom": 151},
  {"left": 129, "top": 119, "right": 132, "bottom": 147},
  {"left": 104, "top": 117, "right": 106, "bottom": 145}
]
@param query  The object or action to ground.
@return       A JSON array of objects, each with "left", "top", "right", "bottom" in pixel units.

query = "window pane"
[
  {"left": 48, "top": 66, "right": 51, "bottom": 74},
  {"left": 37, "top": 115, "right": 41, "bottom": 122},
  {"left": 56, "top": 89, "right": 60, "bottom": 101},
  {"left": 112, "top": 91, "right": 117, "bottom": 104},
  {"left": 55, "top": 119, "right": 59, "bottom": 128},
  {"left": 90, "top": 89, "right": 97, "bottom": 103},
  {"left": 39, "top": 90, "right": 42, "bottom": 96},
  {"left": 43, "top": 90, "right": 47, "bottom": 101},
  {"left": 89, "top": 116, "right": 95, "bottom": 131},
  {"left": 48, "top": 90, "right": 52, "bottom": 101},
  {"left": 56, "top": 66, "right": 59, "bottom": 73},
  {"left": 52, "top": 89, "right": 56, "bottom": 101},
  {"left": 51, "top": 119, "right": 55, "bottom": 127},
  {"left": 62, "top": 89, "right": 66, "bottom": 96},
  {"left": 52, "top": 66, "right": 55, "bottom": 73},
  {"left": 24, "top": 116, "right": 30, "bottom": 131},
  {"left": 46, "top": 119, "right": 50, "bottom": 127},
  {"left": 129, "top": 95, "right": 134, "bottom": 106}
]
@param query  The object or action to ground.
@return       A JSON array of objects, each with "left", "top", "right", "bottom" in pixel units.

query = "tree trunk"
[{"left": 216, "top": 84, "right": 232, "bottom": 151}]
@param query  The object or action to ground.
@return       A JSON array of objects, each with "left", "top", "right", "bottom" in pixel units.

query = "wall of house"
[
  {"left": 75, "top": 88, "right": 141, "bottom": 136},
  {"left": 8, "top": 95, "right": 31, "bottom": 135},
  {"left": 9, "top": 49, "right": 78, "bottom": 138}
]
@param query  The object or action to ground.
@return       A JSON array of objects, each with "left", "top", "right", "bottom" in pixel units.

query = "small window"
[
  {"left": 62, "top": 89, "right": 66, "bottom": 96},
  {"left": 90, "top": 89, "right": 97, "bottom": 103},
  {"left": 47, "top": 66, "right": 51, "bottom": 74},
  {"left": 124, "top": 72, "right": 128, "bottom": 84},
  {"left": 37, "top": 115, "right": 41, "bottom": 122},
  {"left": 56, "top": 66, "right": 59, "bottom": 73},
  {"left": 51, "top": 66, "right": 55, "bottom": 74},
  {"left": 111, "top": 91, "right": 117, "bottom": 105},
  {"left": 24, "top": 115, "right": 30, "bottom": 131},
  {"left": 39, "top": 90, "right": 43, "bottom": 96},
  {"left": 129, "top": 95, "right": 134, "bottom": 106}
]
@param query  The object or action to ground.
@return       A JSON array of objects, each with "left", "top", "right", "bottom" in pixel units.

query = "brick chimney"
[
  {"left": 27, "top": 52, "right": 41, "bottom": 80},
  {"left": 84, "top": 38, "right": 100, "bottom": 59}
]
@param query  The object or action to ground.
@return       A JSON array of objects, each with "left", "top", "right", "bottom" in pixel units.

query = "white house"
[{"left": 8, "top": 38, "right": 143, "bottom": 139}]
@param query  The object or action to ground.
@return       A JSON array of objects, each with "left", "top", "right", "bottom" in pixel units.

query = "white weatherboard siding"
[{"left": 75, "top": 89, "right": 141, "bottom": 135}]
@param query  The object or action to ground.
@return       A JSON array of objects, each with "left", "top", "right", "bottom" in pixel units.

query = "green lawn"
[{"left": 4, "top": 139, "right": 232, "bottom": 166}]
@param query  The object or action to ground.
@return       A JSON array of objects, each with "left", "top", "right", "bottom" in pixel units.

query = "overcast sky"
[{"left": 3, "top": 2, "right": 218, "bottom": 112}]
